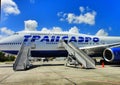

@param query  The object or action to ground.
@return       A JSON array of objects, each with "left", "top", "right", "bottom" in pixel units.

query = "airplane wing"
[
  {"left": 79, "top": 42, "right": 120, "bottom": 50},
  {"left": 79, "top": 42, "right": 120, "bottom": 57}
]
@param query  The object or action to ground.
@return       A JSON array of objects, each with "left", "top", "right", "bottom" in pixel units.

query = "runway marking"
[
  {"left": 49, "top": 67, "right": 77, "bottom": 85},
  {"left": 48, "top": 66, "right": 120, "bottom": 85},
  {"left": 0, "top": 73, "right": 14, "bottom": 84},
  {"left": 62, "top": 75, "right": 120, "bottom": 85}
]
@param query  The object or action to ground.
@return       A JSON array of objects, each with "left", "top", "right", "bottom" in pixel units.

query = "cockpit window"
[{"left": 13, "top": 33, "right": 19, "bottom": 35}]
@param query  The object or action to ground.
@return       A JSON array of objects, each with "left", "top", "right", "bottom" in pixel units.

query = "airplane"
[{"left": 0, "top": 30, "right": 120, "bottom": 63}]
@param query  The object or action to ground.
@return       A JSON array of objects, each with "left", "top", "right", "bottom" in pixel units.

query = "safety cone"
[{"left": 102, "top": 61, "right": 104, "bottom": 68}]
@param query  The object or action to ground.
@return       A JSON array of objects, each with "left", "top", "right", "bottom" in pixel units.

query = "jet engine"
[{"left": 103, "top": 47, "right": 120, "bottom": 62}]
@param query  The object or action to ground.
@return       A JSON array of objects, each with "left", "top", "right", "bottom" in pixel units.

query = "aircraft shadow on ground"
[
  {"left": 110, "top": 65, "right": 120, "bottom": 67},
  {"left": 29, "top": 63, "right": 64, "bottom": 70},
  {"left": 29, "top": 63, "right": 95, "bottom": 70},
  {"left": 0, "top": 65, "right": 13, "bottom": 68}
]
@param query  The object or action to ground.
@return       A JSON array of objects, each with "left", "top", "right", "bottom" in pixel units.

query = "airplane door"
[{"left": 31, "top": 42, "right": 36, "bottom": 49}]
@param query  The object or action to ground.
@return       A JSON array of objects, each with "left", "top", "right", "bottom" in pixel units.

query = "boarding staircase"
[
  {"left": 59, "top": 41, "right": 96, "bottom": 69},
  {"left": 13, "top": 42, "right": 31, "bottom": 71}
]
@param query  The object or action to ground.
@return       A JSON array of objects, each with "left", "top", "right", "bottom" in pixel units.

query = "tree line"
[{"left": 0, "top": 52, "right": 16, "bottom": 62}]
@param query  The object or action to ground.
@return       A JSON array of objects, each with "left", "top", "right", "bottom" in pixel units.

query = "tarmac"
[{"left": 0, "top": 61, "right": 120, "bottom": 85}]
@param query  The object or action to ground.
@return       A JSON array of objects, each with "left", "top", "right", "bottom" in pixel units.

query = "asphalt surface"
[{"left": 0, "top": 61, "right": 120, "bottom": 85}]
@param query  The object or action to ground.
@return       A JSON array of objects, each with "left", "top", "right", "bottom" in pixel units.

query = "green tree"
[
  {"left": 0, "top": 52, "right": 5, "bottom": 62},
  {"left": 0, "top": 52, "right": 16, "bottom": 62}
]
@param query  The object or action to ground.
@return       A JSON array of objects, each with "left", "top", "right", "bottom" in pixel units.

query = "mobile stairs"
[{"left": 59, "top": 40, "right": 96, "bottom": 69}]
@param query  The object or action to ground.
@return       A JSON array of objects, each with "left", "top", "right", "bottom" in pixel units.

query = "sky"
[{"left": 1, "top": 0, "right": 120, "bottom": 38}]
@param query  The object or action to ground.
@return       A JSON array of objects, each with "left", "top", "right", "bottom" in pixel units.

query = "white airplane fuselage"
[{"left": 0, "top": 31, "right": 120, "bottom": 62}]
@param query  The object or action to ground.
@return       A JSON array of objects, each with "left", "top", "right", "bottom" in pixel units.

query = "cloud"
[
  {"left": 57, "top": 12, "right": 67, "bottom": 21},
  {"left": 96, "top": 29, "right": 108, "bottom": 36},
  {"left": 23, "top": 20, "right": 77, "bottom": 33},
  {"left": 1, "top": 0, "right": 20, "bottom": 16},
  {"left": 24, "top": 20, "right": 38, "bottom": 31},
  {"left": 41, "top": 26, "right": 80, "bottom": 34},
  {"left": 58, "top": 6, "right": 96, "bottom": 25},
  {"left": 0, "top": 27, "right": 15, "bottom": 35},
  {"left": 69, "top": 26, "right": 79, "bottom": 33},
  {"left": 41, "top": 27, "right": 50, "bottom": 32},
  {"left": 52, "top": 27, "right": 62, "bottom": 32},
  {"left": 79, "top": 6, "right": 85, "bottom": 13},
  {"left": 0, "top": 27, "right": 15, "bottom": 39},
  {"left": 41, "top": 27, "right": 62, "bottom": 32}
]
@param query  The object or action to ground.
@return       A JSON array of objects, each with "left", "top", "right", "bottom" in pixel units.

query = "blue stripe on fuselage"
[{"left": 2, "top": 50, "right": 68, "bottom": 57}]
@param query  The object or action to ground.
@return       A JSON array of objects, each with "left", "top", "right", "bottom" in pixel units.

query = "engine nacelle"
[{"left": 103, "top": 47, "right": 120, "bottom": 62}]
